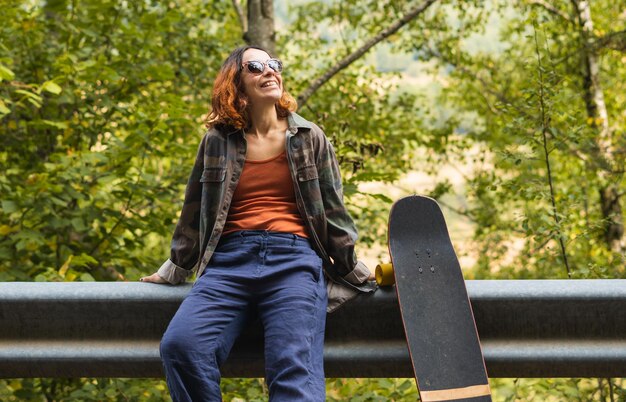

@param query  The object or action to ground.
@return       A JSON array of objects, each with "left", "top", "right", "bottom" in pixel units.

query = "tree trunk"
[
  {"left": 576, "top": 1, "right": 610, "bottom": 151},
  {"left": 574, "top": 0, "right": 624, "bottom": 252},
  {"left": 244, "top": 0, "right": 276, "bottom": 56},
  {"left": 237, "top": 0, "right": 439, "bottom": 107}
]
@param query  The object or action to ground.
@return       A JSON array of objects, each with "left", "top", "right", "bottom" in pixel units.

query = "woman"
[{"left": 141, "top": 46, "right": 376, "bottom": 401}]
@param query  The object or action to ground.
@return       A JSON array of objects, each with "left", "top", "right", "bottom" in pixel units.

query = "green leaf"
[
  {"left": 41, "top": 80, "right": 62, "bottom": 95},
  {"left": 30, "top": 119, "right": 69, "bottom": 130},
  {"left": 70, "top": 217, "right": 87, "bottom": 231},
  {"left": 73, "top": 254, "right": 98, "bottom": 267},
  {"left": 0, "top": 99, "right": 10, "bottom": 115},
  {"left": 14, "top": 89, "right": 43, "bottom": 107},
  {"left": 80, "top": 273, "right": 95, "bottom": 282},
  {"left": 367, "top": 193, "right": 393, "bottom": 203},
  {"left": 0, "top": 64, "right": 15, "bottom": 82},
  {"left": 343, "top": 183, "right": 358, "bottom": 196},
  {"left": 1, "top": 200, "right": 18, "bottom": 213},
  {"left": 59, "top": 255, "right": 73, "bottom": 277}
]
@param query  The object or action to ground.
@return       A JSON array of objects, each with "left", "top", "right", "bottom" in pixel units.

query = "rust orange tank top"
[{"left": 223, "top": 151, "right": 308, "bottom": 238}]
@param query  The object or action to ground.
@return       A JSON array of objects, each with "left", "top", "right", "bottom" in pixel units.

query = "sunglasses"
[{"left": 241, "top": 59, "right": 283, "bottom": 75}]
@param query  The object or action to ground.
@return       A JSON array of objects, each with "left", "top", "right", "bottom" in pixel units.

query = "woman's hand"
[{"left": 140, "top": 272, "right": 169, "bottom": 284}]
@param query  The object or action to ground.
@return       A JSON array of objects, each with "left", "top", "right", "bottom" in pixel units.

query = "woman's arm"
[
  {"left": 141, "top": 136, "right": 207, "bottom": 284},
  {"left": 315, "top": 131, "right": 373, "bottom": 283}
]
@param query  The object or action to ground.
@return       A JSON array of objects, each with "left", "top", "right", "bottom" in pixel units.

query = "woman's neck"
[{"left": 247, "top": 104, "right": 284, "bottom": 138}]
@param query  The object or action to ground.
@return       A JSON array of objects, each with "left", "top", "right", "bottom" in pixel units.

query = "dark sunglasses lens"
[
  {"left": 246, "top": 61, "right": 264, "bottom": 74},
  {"left": 268, "top": 59, "right": 283, "bottom": 73}
]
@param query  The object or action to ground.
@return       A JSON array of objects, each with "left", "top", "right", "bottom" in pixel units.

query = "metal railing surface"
[{"left": 1, "top": 280, "right": 625, "bottom": 378}]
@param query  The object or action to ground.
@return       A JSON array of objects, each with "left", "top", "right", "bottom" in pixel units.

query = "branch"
[
  {"left": 569, "top": 0, "right": 582, "bottom": 24},
  {"left": 527, "top": 0, "right": 574, "bottom": 24},
  {"left": 423, "top": 46, "right": 529, "bottom": 118},
  {"left": 594, "top": 29, "right": 626, "bottom": 53},
  {"left": 533, "top": 23, "right": 572, "bottom": 277},
  {"left": 436, "top": 199, "right": 475, "bottom": 223},
  {"left": 232, "top": 0, "right": 247, "bottom": 34},
  {"left": 296, "top": 0, "right": 439, "bottom": 107}
]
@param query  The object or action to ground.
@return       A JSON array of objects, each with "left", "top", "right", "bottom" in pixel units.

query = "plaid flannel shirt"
[{"left": 157, "top": 112, "right": 376, "bottom": 312}]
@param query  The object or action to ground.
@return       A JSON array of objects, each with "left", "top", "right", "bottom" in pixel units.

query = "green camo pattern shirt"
[{"left": 157, "top": 112, "right": 376, "bottom": 312}]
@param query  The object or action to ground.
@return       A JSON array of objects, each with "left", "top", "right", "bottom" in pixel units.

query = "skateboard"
[{"left": 377, "top": 195, "right": 491, "bottom": 402}]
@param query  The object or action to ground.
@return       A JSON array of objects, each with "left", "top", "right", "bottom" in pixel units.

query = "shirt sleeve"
[
  {"left": 315, "top": 132, "right": 368, "bottom": 283},
  {"left": 157, "top": 136, "right": 206, "bottom": 284}
]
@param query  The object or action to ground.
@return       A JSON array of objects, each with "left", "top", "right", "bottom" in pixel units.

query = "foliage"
[
  {"left": 326, "top": 378, "right": 419, "bottom": 401},
  {"left": 1, "top": 0, "right": 626, "bottom": 400},
  {"left": 0, "top": 378, "right": 170, "bottom": 401},
  {"left": 2, "top": 377, "right": 625, "bottom": 401},
  {"left": 425, "top": 0, "right": 626, "bottom": 280},
  {"left": 491, "top": 378, "right": 626, "bottom": 402},
  {"left": 0, "top": 0, "right": 236, "bottom": 281}
]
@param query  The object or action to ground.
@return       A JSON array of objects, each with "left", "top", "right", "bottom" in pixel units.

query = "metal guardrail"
[{"left": 0, "top": 280, "right": 625, "bottom": 378}]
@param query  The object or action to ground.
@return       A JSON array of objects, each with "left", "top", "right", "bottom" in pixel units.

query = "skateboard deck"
[{"left": 386, "top": 195, "right": 491, "bottom": 402}]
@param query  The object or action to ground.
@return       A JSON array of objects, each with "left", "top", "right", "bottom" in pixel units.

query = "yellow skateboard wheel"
[{"left": 375, "top": 263, "right": 395, "bottom": 286}]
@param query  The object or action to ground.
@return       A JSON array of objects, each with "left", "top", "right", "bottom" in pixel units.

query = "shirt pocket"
[
  {"left": 200, "top": 167, "right": 226, "bottom": 183},
  {"left": 296, "top": 165, "right": 324, "bottom": 216}
]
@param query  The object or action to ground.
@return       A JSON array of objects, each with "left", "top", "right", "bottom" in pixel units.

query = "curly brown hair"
[{"left": 205, "top": 46, "right": 297, "bottom": 130}]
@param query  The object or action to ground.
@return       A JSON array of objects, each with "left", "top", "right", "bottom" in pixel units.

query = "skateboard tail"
[{"left": 419, "top": 383, "right": 492, "bottom": 401}]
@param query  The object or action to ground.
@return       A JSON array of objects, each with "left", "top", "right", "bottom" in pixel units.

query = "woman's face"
[{"left": 240, "top": 48, "right": 283, "bottom": 107}]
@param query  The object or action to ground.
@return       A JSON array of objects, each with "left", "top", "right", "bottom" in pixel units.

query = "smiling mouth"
[{"left": 261, "top": 81, "right": 277, "bottom": 88}]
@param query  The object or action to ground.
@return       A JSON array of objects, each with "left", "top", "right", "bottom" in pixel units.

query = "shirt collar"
[
  {"left": 223, "top": 112, "right": 312, "bottom": 136},
  {"left": 287, "top": 112, "right": 312, "bottom": 133}
]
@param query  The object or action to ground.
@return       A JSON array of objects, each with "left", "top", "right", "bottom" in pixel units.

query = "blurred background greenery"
[{"left": 1, "top": 0, "right": 625, "bottom": 400}]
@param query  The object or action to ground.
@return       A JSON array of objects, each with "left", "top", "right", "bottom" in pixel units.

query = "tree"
[
  {"left": 398, "top": 0, "right": 626, "bottom": 281},
  {"left": 0, "top": 0, "right": 436, "bottom": 399},
  {"left": 2, "top": 0, "right": 625, "bottom": 400},
  {"left": 0, "top": 0, "right": 238, "bottom": 282},
  {"left": 235, "top": 0, "right": 439, "bottom": 106},
  {"left": 571, "top": 0, "right": 624, "bottom": 253},
  {"left": 1, "top": 0, "right": 240, "bottom": 399}
]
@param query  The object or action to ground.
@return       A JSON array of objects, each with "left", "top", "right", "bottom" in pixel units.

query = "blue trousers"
[{"left": 160, "top": 231, "right": 328, "bottom": 402}]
